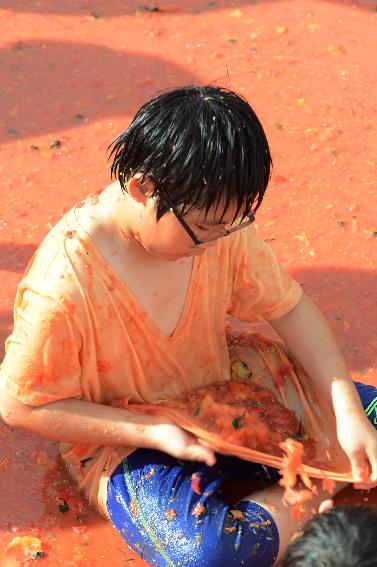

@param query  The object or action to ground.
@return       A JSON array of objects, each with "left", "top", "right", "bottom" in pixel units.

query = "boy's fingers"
[
  {"left": 201, "top": 447, "right": 216, "bottom": 467},
  {"left": 353, "top": 456, "right": 377, "bottom": 489},
  {"left": 350, "top": 452, "right": 369, "bottom": 482},
  {"left": 369, "top": 455, "right": 377, "bottom": 483},
  {"left": 198, "top": 439, "right": 215, "bottom": 450},
  {"left": 197, "top": 440, "right": 217, "bottom": 466},
  {"left": 205, "top": 455, "right": 216, "bottom": 467},
  {"left": 189, "top": 443, "right": 216, "bottom": 467}
]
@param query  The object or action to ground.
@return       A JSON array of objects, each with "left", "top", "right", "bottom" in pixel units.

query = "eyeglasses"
[
  {"left": 143, "top": 175, "right": 256, "bottom": 245},
  {"left": 166, "top": 197, "right": 255, "bottom": 246}
]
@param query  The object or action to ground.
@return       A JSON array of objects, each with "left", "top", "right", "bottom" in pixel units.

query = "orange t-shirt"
[{"left": 0, "top": 197, "right": 302, "bottom": 517}]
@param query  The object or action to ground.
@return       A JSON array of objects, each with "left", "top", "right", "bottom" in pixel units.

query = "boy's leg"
[
  {"left": 106, "top": 382, "right": 377, "bottom": 566},
  {"left": 240, "top": 477, "right": 346, "bottom": 562},
  {"left": 107, "top": 449, "right": 280, "bottom": 567}
]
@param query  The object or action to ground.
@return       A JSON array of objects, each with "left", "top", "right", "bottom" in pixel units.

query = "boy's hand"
[
  {"left": 152, "top": 422, "right": 217, "bottom": 467},
  {"left": 336, "top": 413, "right": 377, "bottom": 489}
]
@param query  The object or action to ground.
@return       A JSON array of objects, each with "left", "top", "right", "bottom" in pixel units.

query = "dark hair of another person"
[
  {"left": 280, "top": 505, "right": 377, "bottom": 567},
  {"left": 108, "top": 85, "right": 272, "bottom": 223}
]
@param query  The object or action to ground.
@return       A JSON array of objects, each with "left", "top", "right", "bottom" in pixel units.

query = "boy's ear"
[{"left": 127, "top": 174, "right": 155, "bottom": 206}]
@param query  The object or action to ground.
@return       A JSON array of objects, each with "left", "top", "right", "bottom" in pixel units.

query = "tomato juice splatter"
[
  {"left": 1, "top": 0, "right": 376, "bottom": 565},
  {"left": 191, "top": 473, "right": 202, "bottom": 495}
]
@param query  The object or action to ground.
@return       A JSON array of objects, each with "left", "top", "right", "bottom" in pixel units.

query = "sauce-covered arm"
[
  {"left": 269, "top": 291, "right": 377, "bottom": 487},
  {"left": 0, "top": 388, "right": 216, "bottom": 466}
]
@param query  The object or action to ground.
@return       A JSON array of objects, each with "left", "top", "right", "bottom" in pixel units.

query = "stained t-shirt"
[{"left": 0, "top": 196, "right": 302, "bottom": 517}]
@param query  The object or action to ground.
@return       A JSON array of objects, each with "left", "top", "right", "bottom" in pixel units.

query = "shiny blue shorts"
[{"left": 107, "top": 381, "right": 377, "bottom": 567}]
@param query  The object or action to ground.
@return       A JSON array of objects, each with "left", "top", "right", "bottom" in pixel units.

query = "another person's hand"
[
  {"left": 152, "top": 422, "right": 217, "bottom": 467},
  {"left": 336, "top": 412, "right": 377, "bottom": 489}
]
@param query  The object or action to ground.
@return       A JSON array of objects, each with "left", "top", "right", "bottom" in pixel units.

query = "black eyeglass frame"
[
  {"left": 141, "top": 175, "right": 256, "bottom": 245},
  {"left": 164, "top": 193, "right": 255, "bottom": 246}
]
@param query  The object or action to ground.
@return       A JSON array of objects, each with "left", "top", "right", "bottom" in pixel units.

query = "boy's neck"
[{"left": 84, "top": 182, "right": 185, "bottom": 267}]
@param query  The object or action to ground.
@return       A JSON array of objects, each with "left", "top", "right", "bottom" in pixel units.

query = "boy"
[
  {"left": 280, "top": 504, "right": 377, "bottom": 566},
  {"left": 1, "top": 85, "right": 377, "bottom": 566}
]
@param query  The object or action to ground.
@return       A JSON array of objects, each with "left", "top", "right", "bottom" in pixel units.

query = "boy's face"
[
  {"left": 137, "top": 200, "right": 240, "bottom": 261},
  {"left": 129, "top": 177, "right": 243, "bottom": 262}
]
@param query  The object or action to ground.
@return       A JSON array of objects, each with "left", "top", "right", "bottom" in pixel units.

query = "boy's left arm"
[{"left": 269, "top": 291, "right": 377, "bottom": 488}]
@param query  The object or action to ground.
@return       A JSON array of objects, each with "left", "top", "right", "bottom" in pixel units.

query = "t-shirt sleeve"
[
  {"left": 227, "top": 225, "right": 302, "bottom": 322},
  {"left": 0, "top": 286, "right": 82, "bottom": 407}
]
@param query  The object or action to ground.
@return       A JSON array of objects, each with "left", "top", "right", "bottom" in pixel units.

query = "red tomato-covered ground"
[{"left": 0, "top": 1, "right": 376, "bottom": 565}]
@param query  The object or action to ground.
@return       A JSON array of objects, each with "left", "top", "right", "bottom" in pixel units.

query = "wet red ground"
[{"left": 0, "top": 0, "right": 376, "bottom": 565}]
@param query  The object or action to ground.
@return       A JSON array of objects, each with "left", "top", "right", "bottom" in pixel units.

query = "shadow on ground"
[
  {"left": 1, "top": 0, "right": 376, "bottom": 16},
  {"left": 0, "top": 242, "right": 37, "bottom": 272},
  {"left": 1, "top": 40, "right": 199, "bottom": 142}
]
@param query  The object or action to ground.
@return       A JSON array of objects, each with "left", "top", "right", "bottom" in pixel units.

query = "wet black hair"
[
  {"left": 280, "top": 505, "right": 377, "bottom": 567},
  {"left": 108, "top": 85, "right": 272, "bottom": 222}
]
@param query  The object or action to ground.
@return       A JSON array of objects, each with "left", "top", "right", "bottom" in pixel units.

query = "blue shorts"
[{"left": 107, "top": 381, "right": 377, "bottom": 567}]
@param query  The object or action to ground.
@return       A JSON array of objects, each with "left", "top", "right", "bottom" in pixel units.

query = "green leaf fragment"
[
  {"left": 58, "top": 498, "right": 70, "bottom": 514},
  {"left": 32, "top": 551, "right": 46, "bottom": 559},
  {"left": 231, "top": 360, "right": 250, "bottom": 378},
  {"left": 232, "top": 409, "right": 247, "bottom": 429},
  {"left": 232, "top": 416, "right": 244, "bottom": 429}
]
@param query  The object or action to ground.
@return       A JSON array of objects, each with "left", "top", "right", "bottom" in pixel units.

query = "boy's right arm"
[
  {"left": 0, "top": 388, "right": 216, "bottom": 466},
  {"left": 0, "top": 289, "right": 215, "bottom": 465}
]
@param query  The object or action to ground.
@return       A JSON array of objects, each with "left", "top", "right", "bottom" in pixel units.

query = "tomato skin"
[
  {"left": 274, "top": 364, "right": 294, "bottom": 388},
  {"left": 184, "top": 378, "right": 303, "bottom": 454},
  {"left": 322, "top": 477, "right": 336, "bottom": 493},
  {"left": 228, "top": 381, "right": 251, "bottom": 398},
  {"left": 191, "top": 473, "right": 202, "bottom": 495}
]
